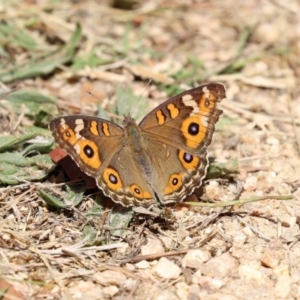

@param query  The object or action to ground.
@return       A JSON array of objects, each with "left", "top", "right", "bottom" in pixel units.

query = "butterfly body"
[{"left": 50, "top": 83, "right": 226, "bottom": 207}]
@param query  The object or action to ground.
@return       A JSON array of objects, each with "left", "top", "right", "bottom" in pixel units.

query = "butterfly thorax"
[{"left": 124, "top": 120, "right": 146, "bottom": 153}]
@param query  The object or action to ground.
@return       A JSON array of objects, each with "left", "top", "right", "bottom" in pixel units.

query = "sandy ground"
[{"left": 0, "top": 0, "right": 300, "bottom": 299}]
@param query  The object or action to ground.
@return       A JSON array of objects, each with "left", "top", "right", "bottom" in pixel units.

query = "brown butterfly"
[{"left": 49, "top": 83, "right": 226, "bottom": 207}]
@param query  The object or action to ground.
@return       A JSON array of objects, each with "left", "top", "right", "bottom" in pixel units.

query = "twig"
[{"left": 186, "top": 194, "right": 293, "bottom": 207}]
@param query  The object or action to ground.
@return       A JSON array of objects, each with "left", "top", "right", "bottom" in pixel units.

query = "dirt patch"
[{"left": 0, "top": 1, "right": 299, "bottom": 299}]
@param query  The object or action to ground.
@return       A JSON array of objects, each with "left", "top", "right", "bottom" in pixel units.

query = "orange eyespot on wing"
[
  {"left": 130, "top": 184, "right": 152, "bottom": 200},
  {"left": 199, "top": 85, "right": 217, "bottom": 114},
  {"left": 180, "top": 116, "right": 207, "bottom": 148},
  {"left": 178, "top": 150, "right": 200, "bottom": 169},
  {"left": 59, "top": 125, "right": 77, "bottom": 145},
  {"left": 165, "top": 173, "right": 183, "bottom": 195},
  {"left": 103, "top": 167, "right": 123, "bottom": 191},
  {"left": 75, "top": 140, "right": 101, "bottom": 169}
]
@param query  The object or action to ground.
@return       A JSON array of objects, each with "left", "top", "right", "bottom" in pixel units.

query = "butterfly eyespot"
[
  {"left": 103, "top": 168, "right": 122, "bottom": 190},
  {"left": 178, "top": 150, "right": 199, "bottom": 169},
  {"left": 183, "top": 153, "right": 193, "bottom": 163},
  {"left": 172, "top": 178, "right": 178, "bottom": 185},
  {"left": 84, "top": 145, "right": 94, "bottom": 158},
  {"left": 205, "top": 100, "right": 210, "bottom": 107},
  {"left": 181, "top": 116, "right": 206, "bottom": 148},
  {"left": 62, "top": 128, "right": 76, "bottom": 142},
  {"left": 165, "top": 173, "right": 183, "bottom": 195},
  {"left": 109, "top": 173, "right": 118, "bottom": 184},
  {"left": 188, "top": 122, "right": 199, "bottom": 135}
]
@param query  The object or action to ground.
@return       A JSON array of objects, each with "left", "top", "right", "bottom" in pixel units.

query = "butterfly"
[{"left": 49, "top": 83, "right": 226, "bottom": 207}]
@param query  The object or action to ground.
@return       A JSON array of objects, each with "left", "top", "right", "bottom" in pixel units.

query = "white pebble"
[
  {"left": 152, "top": 257, "right": 182, "bottom": 279},
  {"left": 182, "top": 249, "right": 211, "bottom": 268}
]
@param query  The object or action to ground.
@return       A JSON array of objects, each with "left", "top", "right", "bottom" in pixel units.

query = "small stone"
[
  {"left": 125, "top": 263, "right": 135, "bottom": 271},
  {"left": 266, "top": 137, "right": 279, "bottom": 145},
  {"left": 154, "top": 290, "right": 178, "bottom": 300},
  {"left": 261, "top": 240, "right": 285, "bottom": 268},
  {"left": 2, "top": 233, "right": 11, "bottom": 241},
  {"left": 141, "top": 236, "right": 164, "bottom": 255},
  {"left": 135, "top": 260, "right": 150, "bottom": 269},
  {"left": 182, "top": 249, "right": 211, "bottom": 268},
  {"left": 227, "top": 183, "right": 237, "bottom": 194},
  {"left": 123, "top": 278, "right": 137, "bottom": 290},
  {"left": 152, "top": 257, "right": 182, "bottom": 279},
  {"left": 200, "top": 253, "right": 237, "bottom": 278},
  {"left": 191, "top": 269, "right": 202, "bottom": 284},
  {"left": 175, "top": 283, "right": 204, "bottom": 299},
  {"left": 198, "top": 275, "right": 224, "bottom": 290},
  {"left": 172, "top": 206, "right": 189, "bottom": 219},
  {"left": 242, "top": 226, "right": 254, "bottom": 237},
  {"left": 72, "top": 282, "right": 104, "bottom": 299},
  {"left": 279, "top": 215, "right": 296, "bottom": 228},
  {"left": 244, "top": 176, "right": 258, "bottom": 192},
  {"left": 102, "top": 285, "right": 119, "bottom": 298},
  {"left": 261, "top": 256, "right": 280, "bottom": 269},
  {"left": 281, "top": 228, "right": 294, "bottom": 241},
  {"left": 93, "top": 270, "right": 127, "bottom": 286},
  {"left": 239, "top": 265, "right": 263, "bottom": 280},
  {"left": 232, "top": 232, "right": 247, "bottom": 249},
  {"left": 175, "top": 282, "right": 190, "bottom": 300},
  {"left": 205, "top": 180, "right": 221, "bottom": 200},
  {"left": 274, "top": 264, "right": 290, "bottom": 276},
  {"left": 275, "top": 275, "right": 291, "bottom": 298}
]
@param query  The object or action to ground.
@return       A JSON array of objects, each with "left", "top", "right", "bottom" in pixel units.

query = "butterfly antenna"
[{"left": 130, "top": 79, "right": 152, "bottom": 117}]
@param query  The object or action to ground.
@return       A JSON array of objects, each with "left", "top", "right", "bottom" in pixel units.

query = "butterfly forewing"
[
  {"left": 49, "top": 116, "right": 124, "bottom": 178},
  {"left": 139, "top": 83, "right": 225, "bottom": 155}
]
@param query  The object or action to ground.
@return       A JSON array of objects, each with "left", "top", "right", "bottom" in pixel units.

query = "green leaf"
[
  {"left": 0, "top": 21, "right": 38, "bottom": 50},
  {"left": 72, "top": 50, "right": 113, "bottom": 70},
  {"left": 109, "top": 206, "right": 133, "bottom": 237},
  {"left": 0, "top": 23, "right": 82, "bottom": 82},
  {"left": 38, "top": 190, "right": 66, "bottom": 209},
  {"left": 4, "top": 90, "right": 57, "bottom": 120},
  {"left": 82, "top": 224, "right": 97, "bottom": 243},
  {"left": 21, "top": 140, "right": 54, "bottom": 156},
  {"left": 0, "top": 152, "right": 53, "bottom": 184},
  {"left": 25, "top": 125, "right": 54, "bottom": 137},
  {"left": 38, "top": 184, "right": 86, "bottom": 208},
  {"left": 65, "top": 184, "right": 86, "bottom": 206},
  {"left": 0, "top": 133, "right": 37, "bottom": 152}
]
